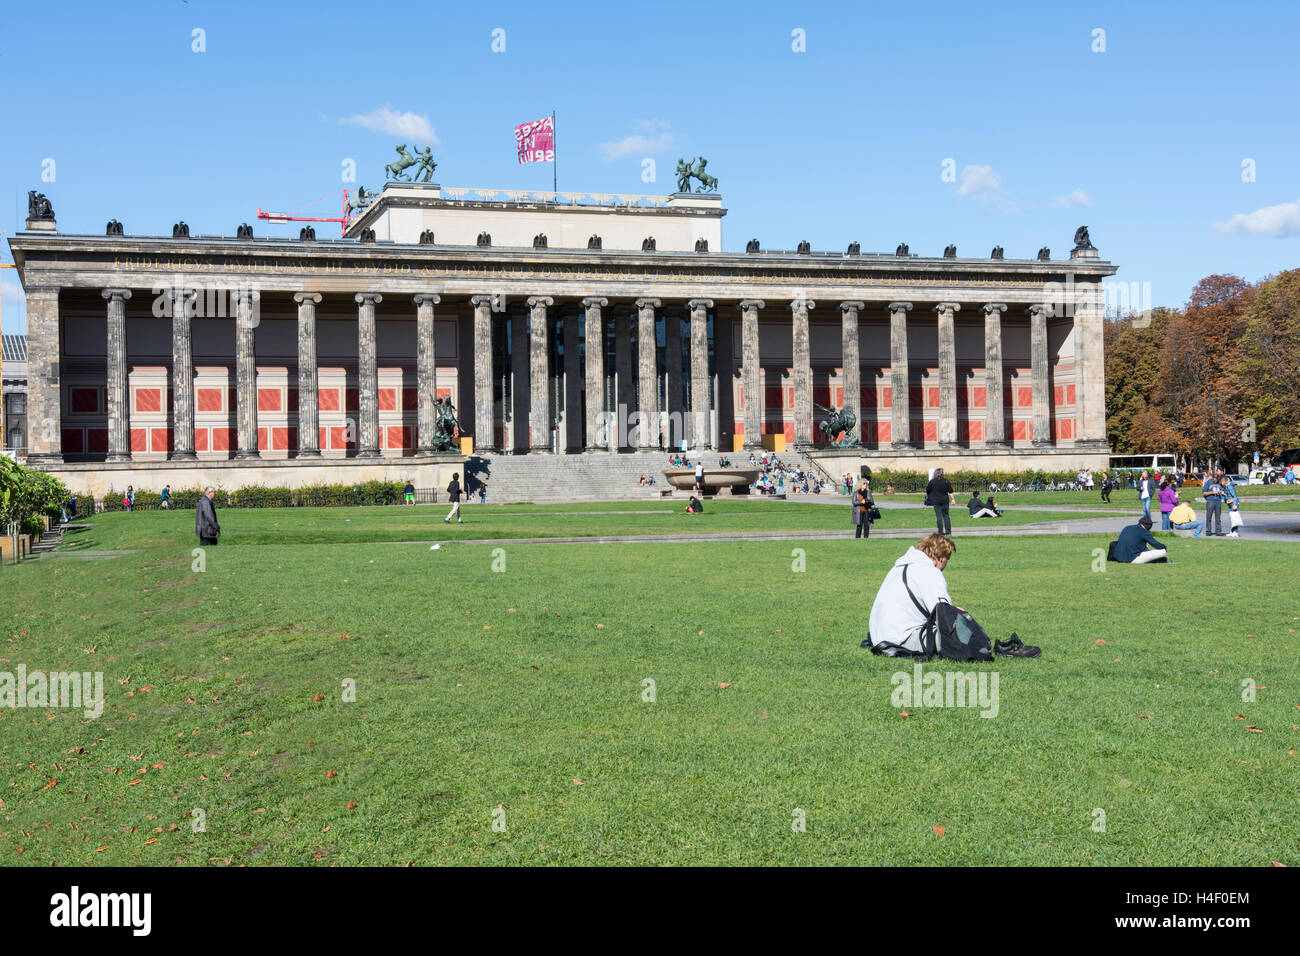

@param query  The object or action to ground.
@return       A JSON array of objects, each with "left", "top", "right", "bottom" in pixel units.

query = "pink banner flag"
[{"left": 515, "top": 116, "right": 555, "bottom": 164}]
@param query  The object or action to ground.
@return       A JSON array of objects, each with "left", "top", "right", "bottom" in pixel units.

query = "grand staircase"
[{"left": 463, "top": 448, "right": 830, "bottom": 503}]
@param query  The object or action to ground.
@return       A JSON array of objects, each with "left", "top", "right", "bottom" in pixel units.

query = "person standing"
[
  {"left": 1202, "top": 469, "right": 1225, "bottom": 536},
  {"left": 1137, "top": 470, "right": 1153, "bottom": 522},
  {"left": 403, "top": 481, "right": 416, "bottom": 505},
  {"left": 1219, "top": 473, "right": 1239, "bottom": 537},
  {"left": 851, "top": 478, "right": 874, "bottom": 539},
  {"left": 925, "top": 467, "right": 954, "bottom": 536},
  {"left": 445, "top": 472, "right": 463, "bottom": 523},
  {"left": 196, "top": 486, "right": 221, "bottom": 545},
  {"left": 1157, "top": 477, "right": 1179, "bottom": 530},
  {"left": 125, "top": 485, "right": 135, "bottom": 511},
  {"left": 1100, "top": 471, "right": 1113, "bottom": 503},
  {"left": 160, "top": 485, "right": 171, "bottom": 510}
]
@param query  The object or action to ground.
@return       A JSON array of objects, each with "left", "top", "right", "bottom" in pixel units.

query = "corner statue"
[
  {"left": 27, "top": 190, "right": 54, "bottom": 220},
  {"left": 1073, "top": 225, "right": 1095, "bottom": 252},
  {"left": 675, "top": 157, "right": 719, "bottom": 193},
  {"left": 431, "top": 395, "right": 462, "bottom": 452},
  {"left": 411, "top": 146, "right": 437, "bottom": 183},
  {"left": 817, "top": 405, "right": 860, "bottom": 448}
]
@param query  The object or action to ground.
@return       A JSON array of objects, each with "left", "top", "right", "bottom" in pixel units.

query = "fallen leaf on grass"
[
  {"left": 1272, "top": 861, "right": 1287, "bottom": 867},
  {"left": 95, "top": 846, "right": 108, "bottom": 853},
  {"left": 933, "top": 825, "right": 945, "bottom": 837},
  {"left": 1094, "top": 639, "right": 1108, "bottom": 645},
  {"left": 572, "top": 778, "right": 583, "bottom": 786},
  {"left": 1245, "top": 726, "right": 1264, "bottom": 733},
  {"left": 345, "top": 802, "right": 357, "bottom": 810},
  {"left": 144, "top": 838, "right": 157, "bottom": 845},
  {"left": 312, "top": 694, "right": 325, "bottom": 702},
  {"left": 1138, "top": 714, "right": 1153, "bottom": 720},
  {"left": 1234, "top": 715, "right": 1246, "bottom": 720},
  {"left": 717, "top": 682, "right": 732, "bottom": 690},
  {"left": 40, "top": 779, "right": 57, "bottom": 791},
  {"left": 898, "top": 710, "right": 912, "bottom": 718},
  {"left": 325, "top": 770, "right": 337, "bottom": 779}
]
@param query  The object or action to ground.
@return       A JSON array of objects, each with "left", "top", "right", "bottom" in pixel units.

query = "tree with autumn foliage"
[{"left": 1104, "top": 270, "right": 1300, "bottom": 469}]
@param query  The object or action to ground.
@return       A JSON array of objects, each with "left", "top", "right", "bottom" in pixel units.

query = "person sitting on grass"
[
  {"left": 1169, "top": 500, "right": 1204, "bottom": 538},
  {"left": 967, "top": 492, "right": 1000, "bottom": 519},
  {"left": 685, "top": 495, "right": 703, "bottom": 514},
  {"left": 1113, "top": 516, "right": 1168, "bottom": 564},
  {"left": 863, "top": 533, "right": 1039, "bottom": 658}
]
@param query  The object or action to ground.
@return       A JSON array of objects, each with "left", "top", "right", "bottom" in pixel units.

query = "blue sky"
[{"left": 3, "top": 0, "right": 1298, "bottom": 331}]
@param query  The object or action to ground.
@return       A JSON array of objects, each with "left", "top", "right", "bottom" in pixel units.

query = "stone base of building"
[
  {"left": 808, "top": 444, "right": 1112, "bottom": 476},
  {"left": 46, "top": 456, "right": 469, "bottom": 498}
]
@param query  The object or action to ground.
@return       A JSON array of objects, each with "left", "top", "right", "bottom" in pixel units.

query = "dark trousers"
[
  {"left": 933, "top": 504, "right": 951, "bottom": 535},
  {"left": 200, "top": 536, "right": 218, "bottom": 546},
  {"left": 855, "top": 518, "right": 870, "bottom": 538},
  {"left": 1205, "top": 499, "right": 1223, "bottom": 535}
]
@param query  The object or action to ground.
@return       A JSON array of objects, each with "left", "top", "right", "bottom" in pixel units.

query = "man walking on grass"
[
  {"left": 1202, "top": 469, "right": 1226, "bottom": 536},
  {"left": 196, "top": 486, "right": 221, "bottom": 545},
  {"left": 445, "top": 472, "right": 463, "bottom": 524}
]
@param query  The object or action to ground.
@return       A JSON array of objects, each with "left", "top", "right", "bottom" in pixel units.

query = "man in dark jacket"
[
  {"left": 445, "top": 473, "right": 463, "bottom": 524},
  {"left": 925, "top": 468, "right": 955, "bottom": 535},
  {"left": 1114, "top": 516, "right": 1166, "bottom": 563},
  {"left": 967, "top": 492, "right": 998, "bottom": 519},
  {"left": 196, "top": 486, "right": 220, "bottom": 545}
]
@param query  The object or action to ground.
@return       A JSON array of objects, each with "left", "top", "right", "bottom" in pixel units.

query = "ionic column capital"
[
  {"left": 470, "top": 294, "right": 496, "bottom": 309},
  {"left": 634, "top": 297, "right": 660, "bottom": 310},
  {"left": 839, "top": 300, "right": 865, "bottom": 314},
  {"left": 688, "top": 298, "right": 713, "bottom": 311},
  {"left": 413, "top": 293, "right": 441, "bottom": 307},
  {"left": 102, "top": 287, "right": 132, "bottom": 302},
  {"left": 354, "top": 292, "right": 382, "bottom": 306},
  {"left": 738, "top": 299, "right": 765, "bottom": 313},
  {"left": 584, "top": 296, "right": 610, "bottom": 310},
  {"left": 982, "top": 302, "right": 1008, "bottom": 315},
  {"left": 934, "top": 302, "right": 961, "bottom": 314},
  {"left": 790, "top": 298, "right": 815, "bottom": 312},
  {"left": 526, "top": 296, "right": 553, "bottom": 310},
  {"left": 887, "top": 301, "right": 913, "bottom": 314},
  {"left": 1026, "top": 303, "right": 1054, "bottom": 318},
  {"left": 293, "top": 292, "right": 322, "bottom": 305}
]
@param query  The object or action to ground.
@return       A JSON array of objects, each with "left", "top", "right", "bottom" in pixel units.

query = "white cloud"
[
  {"left": 599, "top": 121, "right": 675, "bottom": 160},
  {"left": 1214, "top": 199, "right": 1300, "bottom": 238},
  {"left": 340, "top": 107, "right": 438, "bottom": 146},
  {"left": 956, "top": 164, "right": 1001, "bottom": 199},
  {"left": 1052, "top": 188, "right": 1093, "bottom": 208}
]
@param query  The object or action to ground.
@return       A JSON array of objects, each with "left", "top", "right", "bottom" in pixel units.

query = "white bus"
[{"left": 1108, "top": 454, "right": 1177, "bottom": 479}]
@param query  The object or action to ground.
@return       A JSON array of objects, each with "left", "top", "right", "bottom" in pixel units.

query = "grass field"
[
  {"left": 55, "top": 501, "right": 1112, "bottom": 552},
  {"left": 2, "top": 504, "right": 1297, "bottom": 866}
]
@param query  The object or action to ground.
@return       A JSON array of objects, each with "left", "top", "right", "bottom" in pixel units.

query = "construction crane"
[{"left": 256, "top": 190, "right": 360, "bottom": 237}]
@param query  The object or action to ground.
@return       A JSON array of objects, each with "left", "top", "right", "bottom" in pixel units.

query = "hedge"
[{"left": 98, "top": 480, "right": 420, "bottom": 512}]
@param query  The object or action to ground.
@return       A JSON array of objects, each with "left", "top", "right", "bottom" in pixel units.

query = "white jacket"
[{"left": 867, "top": 547, "right": 952, "bottom": 654}]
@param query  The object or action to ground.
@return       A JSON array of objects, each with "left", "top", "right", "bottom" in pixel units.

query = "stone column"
[
  {"left": 1073, "top": 282, "right": 1107, "bottom": 446},
  {"left": 562, "top": 303, "right": 581, "bottom": 452},
  {"left": 839, "top": 301, "right": 864, "bottom": 444},
  {"left": 935, "top": 302, "right": 961, "bottom": 447},
  {"left": 23, "top": 286, "right": 62, "bottom": 464},
  {"left": 790, "top": 298, "right": 814, "bottom": 447},
  {"left": 982, "top": 303, "right": 1008, "bottom": 446},
  {"left": 581, "top": 297, "right": 608, "bottom": 450},
  {"left": 416, "top": 294, "right": 443, "bottom": 455},
  {"left": 354, "top": 292, "right": 382, "bottom": 458},
  {"left": 739, "top": 299, "right": 764, "bottom": 450},
  {"left": 888, "top": 301, "right": 914, "bottom": 448},
  {"left": 614, "top": 306, "right": 633, "bottom": 449},
  {"left": 635, "top": 298, "right": 661, "bottom": 450},
  {"left": 1028, "top": 303, "right": 1053, "bottom": 445},
  {"left": 103, "top": 288, "right": 132, "bottom": 462},
  {"left": 232, "top": 290, "right": 260, "bottom": 459},
  {"left": 688, "top": 299, "right": 713, "bottom": 449},
  {"left": 527, "top": 296, "right": 553, "bottom": 451},
  {"left": 294, "top": 293, "right": 322, "bottom": 457},
  {"left": 168, "top": 288, "right": 197, "bottom": 460}
]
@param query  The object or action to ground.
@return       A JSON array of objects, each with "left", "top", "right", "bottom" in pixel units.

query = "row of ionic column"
[
  {"left": 738, "top": 299, "right": 1054, "bottom": 450},
  {"left": 99, "top": 288, "right": 450, "bottom": 462}
]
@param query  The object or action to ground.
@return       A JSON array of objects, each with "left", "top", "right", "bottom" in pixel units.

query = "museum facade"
[{"left": 8, "top": 182, "right": 1116, "bottom": 494}]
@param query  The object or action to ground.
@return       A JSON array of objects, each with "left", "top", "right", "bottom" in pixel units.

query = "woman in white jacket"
[{"left": 866, "top": 534, "right": 954, "bottom": 655}]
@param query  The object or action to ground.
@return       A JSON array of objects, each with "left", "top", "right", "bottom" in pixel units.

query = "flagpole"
[{"left": 552, "top": 110, "right": 557, "bottom": 199}]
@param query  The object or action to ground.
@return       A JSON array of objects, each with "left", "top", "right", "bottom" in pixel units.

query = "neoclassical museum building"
[{"left": 9, "top": 182, "right": 1116, "bottom": 494}]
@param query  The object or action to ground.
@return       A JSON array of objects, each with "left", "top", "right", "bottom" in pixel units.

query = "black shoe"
[{"left": 994, "top": 633, "right": 1041, "bottom": 658}]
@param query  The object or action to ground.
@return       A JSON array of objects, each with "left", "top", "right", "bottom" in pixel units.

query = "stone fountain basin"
[{"left": 662, "top": 467, "right": 760, "bottom": 494}]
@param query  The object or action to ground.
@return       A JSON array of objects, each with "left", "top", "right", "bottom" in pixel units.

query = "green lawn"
[
  {"left": 56, "top": 501, "right": 1110, "bottom": 552},
  {"left": 1, "top": 507, "right": 1297, "bottom": 866}
]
